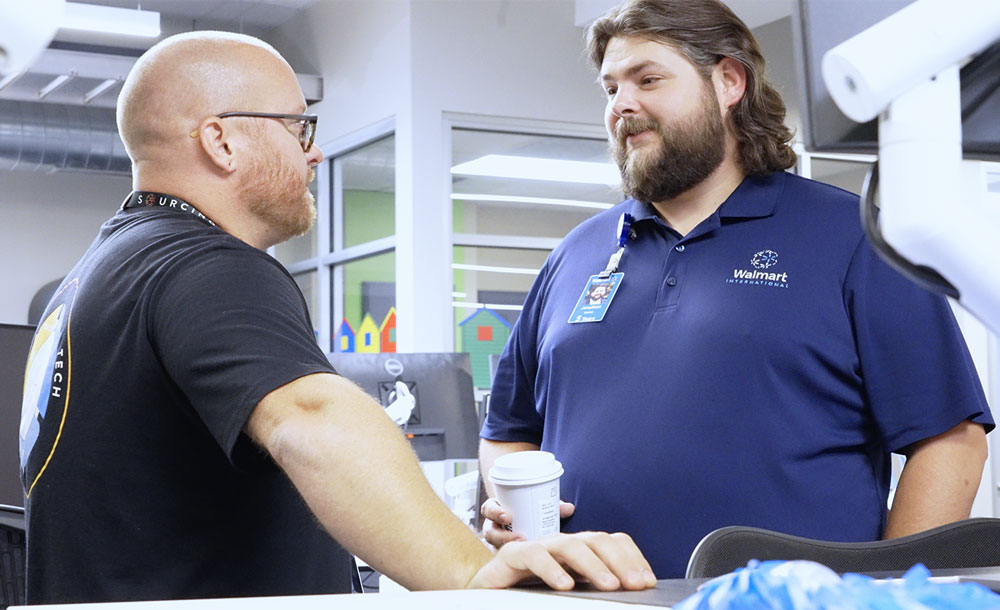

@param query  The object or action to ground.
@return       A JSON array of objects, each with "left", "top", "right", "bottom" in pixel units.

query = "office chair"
[
  {"left": 686, "top": 518, "right": 1000, "bottom": 579},
  {"left": 0, "top": 505, "right": 25, "bottom": 610}
]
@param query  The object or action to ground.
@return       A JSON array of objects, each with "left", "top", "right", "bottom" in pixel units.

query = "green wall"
[
  {"left": 342, "top": 190, "right": 395, "bottom": 332},
  {"left": 340, "top": 193, "right": 474, "bottom": 352}
]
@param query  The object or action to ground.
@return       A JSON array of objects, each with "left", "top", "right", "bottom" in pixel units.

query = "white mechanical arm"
[{"left": 822, "top": 0, "right": 1000, "bottom": 335}]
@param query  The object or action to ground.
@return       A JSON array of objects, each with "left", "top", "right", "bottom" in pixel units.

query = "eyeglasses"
[{"left": 215, "top": 111, "right": 318, "bottom": 152}]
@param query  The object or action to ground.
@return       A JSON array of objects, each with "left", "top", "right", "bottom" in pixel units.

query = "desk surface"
[
  {"left": 523, "top": 565, "right": 1000, "bottom": 607},
  {"left": 10, "top": 588, "right": 672, "bottom": 610},
  {"left": 518, "top": 578, "right": 703, "bottom": 607},
  {"left": 13, "top": 568, "right": 1000, "bottom": 610}
]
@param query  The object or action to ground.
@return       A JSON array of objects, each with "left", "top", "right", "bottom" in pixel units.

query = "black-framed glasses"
[{"left": 217, "top": 111, "right": 318, "bottom": 152}]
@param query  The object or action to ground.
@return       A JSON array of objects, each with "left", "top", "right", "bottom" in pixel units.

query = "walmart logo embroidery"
[
  {"left": 726, "top": 249, "right": 789, "bottom": 288},
  {"left": 751, "top": 249, "right": 778, "bottom": 269}
]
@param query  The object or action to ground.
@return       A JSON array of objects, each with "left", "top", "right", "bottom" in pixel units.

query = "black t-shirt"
[{"left": 20, "top": 204, "right": 350, "bottom": 603}]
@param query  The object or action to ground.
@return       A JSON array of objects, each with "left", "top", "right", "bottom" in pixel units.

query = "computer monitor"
[
  {"left": 792, "top": 0, "right": 1000, "bottom": 159},
  {"left": 0, "top": 323, "right": 33, "bottom": 508},
  {"left": 324, "top": 352, "right": 479, "bottom": 461}
]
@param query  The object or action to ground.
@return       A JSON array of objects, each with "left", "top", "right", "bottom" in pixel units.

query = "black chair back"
[
  {"left": 0, "top": 505, "right": 25, "bottom": 610},
  {"left": 686, "top": 518, "right": 1000, "bottom": 579}
]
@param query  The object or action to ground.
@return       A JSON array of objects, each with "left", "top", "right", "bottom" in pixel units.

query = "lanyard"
[
  {"left": 121, "top": 191, "right": 216, "bottom": 227},
  {"left": 568, "top": 212, "right": 633, "bottom": 324},
  {"left": 598, "top": 212, "right": 635, "bottom": 279}
]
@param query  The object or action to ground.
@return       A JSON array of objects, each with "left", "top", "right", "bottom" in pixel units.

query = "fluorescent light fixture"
[
  {"left": 452, "top": 192, "right": 614, "bottom": 210},
  {"left": 62, "top": 2, "right": 161, "bottom": 38},
  {"left": 452, "top": 302, "right": 524, "bottom": 311},
  {"left": 452, "top": 263, "right": 540, "bottom": 276},
  {"left": 452, "top": 154, "right": 621, "bottom": 186},
  {"left": 38, "top": 72, "right": 74, "bottom": 99},
  {"left": 83, "top": 78, "right": 119, "bottom": 104},
  {"left": 0, "top": 71, "right": 26, "bottom": 92}
]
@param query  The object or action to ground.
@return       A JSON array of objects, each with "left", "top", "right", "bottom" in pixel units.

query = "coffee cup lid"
[{"left": 488, "top": 450, "right": 563, "bottom": 486}]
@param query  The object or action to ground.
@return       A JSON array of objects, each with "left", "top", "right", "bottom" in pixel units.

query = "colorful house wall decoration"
[
  {"left": 356, "top": 313, "right": 381, "bottom": 353},
  {"left": 458, "top": 307, "right": 511, "bottom": 388},
  {"left": 336, "top": 318, "right": 355, "bottom": 353},
  {"left": 380, "top": 307, "right": 397, "bottom": 353}
]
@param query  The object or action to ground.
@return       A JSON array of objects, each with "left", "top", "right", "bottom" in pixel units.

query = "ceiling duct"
[{"left": 0, "top": 100, "right": 130, "bottom": 174}]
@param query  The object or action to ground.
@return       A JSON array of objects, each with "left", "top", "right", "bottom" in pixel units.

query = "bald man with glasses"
[{"left": 19, "top": 31, "right": 655, "bottom": 605}]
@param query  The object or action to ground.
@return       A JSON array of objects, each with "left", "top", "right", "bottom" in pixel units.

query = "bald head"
[{"left": 117, "top": 31, "right": 297, "bottom": 162}]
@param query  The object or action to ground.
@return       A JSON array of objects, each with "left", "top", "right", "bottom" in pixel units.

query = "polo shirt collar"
[
  {"left": 717, "top": 171, "right": 784, "bottom": 219},
  {"left": 623, "top": 198, "right": 661, "bottom": 223},
  {"left": 621, "top": 171, "right": 785, "bottom": 223}
]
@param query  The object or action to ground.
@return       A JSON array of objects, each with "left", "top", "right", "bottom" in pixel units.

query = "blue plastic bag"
[{"left": 674, "top": 560, "right": 1000, "bottom": 609}]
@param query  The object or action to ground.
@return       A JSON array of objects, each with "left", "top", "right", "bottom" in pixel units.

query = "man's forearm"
[
  {"left": 884, "top": 420, "right": 987, "bottom": 538},
  {"left": 249, "top": 373, "right": 492, "bottom": 590}
]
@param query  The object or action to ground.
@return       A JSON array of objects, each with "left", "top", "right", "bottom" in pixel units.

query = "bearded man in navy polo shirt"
[{"left": 480, "top": 0, "right": 993, "bottom": 579}]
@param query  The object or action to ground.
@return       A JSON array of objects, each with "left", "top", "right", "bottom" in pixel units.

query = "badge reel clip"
[{"left": 568, "top": 212, "right": 634, "bottom": 324}]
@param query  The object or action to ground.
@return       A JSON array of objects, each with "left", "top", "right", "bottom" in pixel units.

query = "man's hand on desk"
[
  {"left": 467, "top": 531, "right": 657, "bottom": 591},
  {"left": 481, "top": 497, "right": 576, "bottom": 548}
]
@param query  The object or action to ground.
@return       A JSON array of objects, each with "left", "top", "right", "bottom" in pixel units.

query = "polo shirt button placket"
[
  {"left": 666, "top": 277, "right": 677, "bottom": 287},
  {"left": 675, "top": 244, "right": 685, "bottom": 252}
]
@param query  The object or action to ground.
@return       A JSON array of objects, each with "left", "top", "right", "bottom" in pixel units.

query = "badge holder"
[{"left": 568, "top": 213, "right": 633, "bottom": 324}]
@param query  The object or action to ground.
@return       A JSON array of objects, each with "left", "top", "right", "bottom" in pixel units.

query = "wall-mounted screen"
[
  {"left": 325, "top": 352, "right": 479, "bottom": 460},
  {"left": 793, "top": 0, "right": 1000, "bottom": 159},
  {"left": 0, "top": 323, "right": 34, "bottom": 507}
]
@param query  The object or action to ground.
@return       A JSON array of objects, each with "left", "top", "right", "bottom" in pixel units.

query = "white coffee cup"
[{"left": 488, "top": 450, "right": 564, "bottom": 540}]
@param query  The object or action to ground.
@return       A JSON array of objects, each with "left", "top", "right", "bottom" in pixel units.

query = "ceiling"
[
  {"left": 1, "top": 0, "right": 322, "bottom": 110},
  {"left": 0, "top": 0, "right": 324, "bottom": 174},
  {"left": 2, "top": 0, "right": 794, "bottom": 111},
  {"left": 0, "top": 0, "right": 793, "bottom": 176},
  {"left": 58, "top": 0, "right": 321, "bottom": 47}
]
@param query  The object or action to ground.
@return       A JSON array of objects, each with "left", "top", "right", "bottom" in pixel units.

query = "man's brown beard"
[
  {"left": 611, "top": 82, "right": 727, "bottom": 203},
  {"left": 242, "top": 139, "right": 316, "bottom": 242}
]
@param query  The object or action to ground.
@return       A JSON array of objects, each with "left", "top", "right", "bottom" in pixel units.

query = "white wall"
[
  {"left": 271, "top": 0, "right": 606, "bottom": 141},
  {"left": 0, "top": 170, "right": 132, "bottom": 324},
  {"left": 411, "top": 0, "right": 604, "bottom": 124},
  {"left": 753, "top": 17, "right": 801, "bottom": 138},
  {"left": 267, "top": 0, "right": 412, "bottom": 148}
]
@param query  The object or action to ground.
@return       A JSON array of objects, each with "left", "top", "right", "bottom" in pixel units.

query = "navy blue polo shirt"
[{"left": 482, "top": 171, "right": 993, "bottom": 578}]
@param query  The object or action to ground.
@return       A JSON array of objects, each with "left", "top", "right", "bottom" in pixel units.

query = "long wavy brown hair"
[{"left": 587, "top": 0, "right": 797, "bottom": 175}]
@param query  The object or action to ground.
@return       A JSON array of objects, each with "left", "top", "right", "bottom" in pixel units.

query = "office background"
[{"left": 1, "top": 0, "right": 998, "bottom": 515}]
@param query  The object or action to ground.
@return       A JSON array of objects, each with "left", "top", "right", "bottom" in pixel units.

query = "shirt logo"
[
  {"left": 727, "top": 249, "right": 789, "bottom": 289},
  {"left": 751, "top": 249, "right": 778, "bottom": 269},
  {"left": 21, "top": 279, "right": 78, "bottom": 497}
]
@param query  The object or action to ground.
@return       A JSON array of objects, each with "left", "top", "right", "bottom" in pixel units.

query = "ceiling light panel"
[
  {"left": 452, "top": 154, "right": 621, "bottom": 186},
  {"left": 62, "top": 2, "right": 161, "bottom": 37}
]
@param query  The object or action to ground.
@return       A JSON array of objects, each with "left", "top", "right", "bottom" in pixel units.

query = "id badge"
[{"left": 568, "top": 273, "right": 624, "bottom": 323}]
